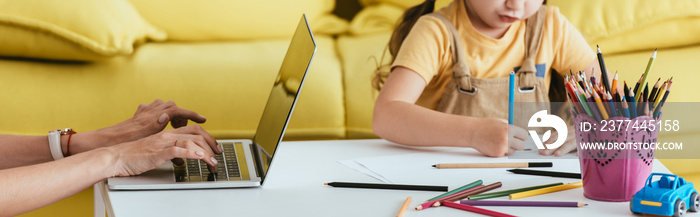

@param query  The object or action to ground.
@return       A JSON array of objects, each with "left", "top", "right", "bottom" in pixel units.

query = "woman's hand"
[
  {"left": 470, "top": 118, "right": 528, "bottom": 157},
  {"left": 108, "top": 125, "right": 220, "bottom": 177},
  {"left": 71, "top": 99, "right": 222, "bottom": 156}
]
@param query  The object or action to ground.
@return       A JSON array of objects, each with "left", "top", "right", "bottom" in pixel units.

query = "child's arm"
[{"left": 373, "top": 67, "right": 528, "bottom": 157}]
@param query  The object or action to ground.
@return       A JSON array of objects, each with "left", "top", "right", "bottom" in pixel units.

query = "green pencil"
[
  {"left": 427, "top": 180, "right": 483, "bottom": 202},
  {"left": 636, "top": 49, "right": 657, "bottom": 101},
  {"left": 467, "top": 182, "right": 563, "bottom": 200}
]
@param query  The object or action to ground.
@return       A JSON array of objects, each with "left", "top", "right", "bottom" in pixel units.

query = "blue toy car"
[{"left": 630, "top": 173, "right": 699, "bottom": 216}]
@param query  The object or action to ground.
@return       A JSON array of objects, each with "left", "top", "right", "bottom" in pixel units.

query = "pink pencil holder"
[{"left": 574, "top": 114, "right": 659, "bottom": 202}]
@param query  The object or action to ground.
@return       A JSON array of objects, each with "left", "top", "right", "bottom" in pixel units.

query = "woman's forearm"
[
  {"left": 0, "top": 148, "right": 115, "bottom": 216},
  {"left": 0, "top": 135, "right": 54, "bottom": 169},
  {"left": 0, "top": 130, "right": 110, "bottom": 169}
]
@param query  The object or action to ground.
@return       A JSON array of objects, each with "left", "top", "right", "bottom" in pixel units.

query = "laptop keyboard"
[{"left": 174, "top": 142, "right": 242, "bottom": 182}]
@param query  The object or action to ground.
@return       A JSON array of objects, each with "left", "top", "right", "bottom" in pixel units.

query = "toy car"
[{"left": 630, "top": 173, "right": 699, "bottom": 216}]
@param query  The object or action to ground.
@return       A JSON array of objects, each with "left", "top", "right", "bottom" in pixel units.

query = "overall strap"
[
  {"left": 427, "top": 13, "right": 474, "bottom": 92},
  {"left": 518, "top": 5, "right": 547, "bottom": 90}
]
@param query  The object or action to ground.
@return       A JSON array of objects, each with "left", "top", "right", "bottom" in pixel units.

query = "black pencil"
[
  {"left": 596, "top": 45, "right": 612, "bottom": 94},
  {"left": 507, "top": 169, "right": 581, "bottom": 179},
  {"left": 324, "top": 182, "right": 448, "bottom": 192},
  {"left": 649, "top": 78, "right": 661, "bottom": 103},
  {"left": 633, "top": 73, "right": 642, "bottom": 99},
  {"left": 639, "top": 84, "right": 649, "bottom": 115}
]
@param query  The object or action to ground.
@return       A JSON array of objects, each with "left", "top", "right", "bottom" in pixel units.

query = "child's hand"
[
  {"left": 539, "top": 126, "right": 577, "bottom": 156},
  {"left": 471, "top": 118, "right": 528, "bottom": 157}
]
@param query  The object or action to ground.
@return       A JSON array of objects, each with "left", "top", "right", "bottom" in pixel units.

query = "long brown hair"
[{"left": 372, "top": 0, "right": 435, "bottom": 91}]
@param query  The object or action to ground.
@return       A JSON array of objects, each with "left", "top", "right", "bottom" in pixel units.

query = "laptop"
[{"left": 108, "top": 14, "right": 316, "bottom": 190}]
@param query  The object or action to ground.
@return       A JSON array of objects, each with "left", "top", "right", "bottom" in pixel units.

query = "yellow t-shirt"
[{"left": 391, "top": 0, "right": 595, "bottom": 110}]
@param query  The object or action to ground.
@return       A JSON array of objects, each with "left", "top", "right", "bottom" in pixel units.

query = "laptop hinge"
[{"left": 250, "top": 143, "right": 264, "bottom": 180}]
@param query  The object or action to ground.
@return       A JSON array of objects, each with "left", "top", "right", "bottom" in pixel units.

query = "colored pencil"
[
  {"left": 596, "top": 45, "right": 612, "bottom": 94},
  {"left": 606, "top": 92, "right": 616, "bottom": 117},
  {"left": 633, "top": 73, "right": 642, "bottom": 98},
  {"left": 460, "top": 200, "right": 587, "bottom": 208},
  {"left": 508, "top": 181, "right": 583, "bottom": 200},
  {"left": 426, "top": 180, "right": 483, "bottom": 201},
  {"left": 614, "top": 90, "right": 623, "bottom": 116},
  {"left": 415, "top": 185, "right": 484, "bottom": 211},
  {"left": 654, "top": 80, "right": 672, "bottom": 118},
  {"left": 443, "top": 201, "right": 517, "bottom": 217},
  {"left": 433, "top": 182, "right": 503, "bottom": 207},
  {"left": 610, "top": 72, "right": 619, "bottom": 116},
  {"left": 432, "top": 162, "right": 552, "bottom": 169},
  {"left": 467, "top": 182, "right": 564, "bottom": 200},
  {"left": 507, "top": 169, "right": 581, "bottom": 179},
  {"left": 621, "top": 97, "right": 631, "bottom": 118},
  {"left": 649, "top": 78, "right": 661, "bottom": 104},
  {"left": 640, "top": 84, "right": 649, "bottom": 116},
  {"left": 636, "top": 49, "right": 657, "bottom": 101},
  {"left": 644, "top": 100, "right": 650, "bottom": 116},
  {"left": 628, "top": 88, "right": 638, "bottom": 118},
  {"left": 592, "top": 90, "right": 609, "bottom": 120},
  {"left": 653, "top": 81, "right": 667, "bottom": 109},
  {"left": 565, "top": 82, "right": 584, "bottom": 115},
  {"left": 396, "top": 197, "right": 411, "bottom": 217},
  {"left": 576, "top": 72, "right": 585, "bottom": 90},
  {"left": 583, "top": 87, "right": 602, "bottom": 121},
  {"left": 611, "top": 71, "right": 619, "bottom": 95},
  {"left": 324, "top": 182, "right": 447, "bottom": 191},
  {"left": 509, "top": 71, "right": 515, "bottom": 125},
  {"left": 575, "top": 84, "right": 594, "bottom": 117},
  {"left": 417, "top": 185, "right": 484, "bottom": 210}
]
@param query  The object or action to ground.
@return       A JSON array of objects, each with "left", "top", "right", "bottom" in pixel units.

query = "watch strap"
[{"left": 48, "top": 130, "right": 64, "bottom": 160}]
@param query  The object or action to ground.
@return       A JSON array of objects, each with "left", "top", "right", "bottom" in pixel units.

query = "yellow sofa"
[{"left": 2, "top": 0, "right": 698, "bottom": 216}]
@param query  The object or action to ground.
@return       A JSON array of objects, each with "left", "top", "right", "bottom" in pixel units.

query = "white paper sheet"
[{"left": 339, "top": 147, "right": 581, "bottom": 188}]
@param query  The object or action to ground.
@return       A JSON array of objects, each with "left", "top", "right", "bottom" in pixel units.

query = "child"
[{"left": 372, "top": 0, "right": 602, "bottom": 157}]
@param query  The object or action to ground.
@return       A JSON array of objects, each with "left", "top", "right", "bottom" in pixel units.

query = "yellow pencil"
[
  {"left": 509, "top": 181, "right": 583, "bottom": 200},
  {"left": 611, "top": 71, "right": 619, "bottom": 94},
  {"left": 654, "top": 80, "right": 668, "bottom": 108},
  {"left": 397, "top": 197, "right": 411, "bottom": 217},
  {"left": 636, "top": 49, "right": 657, "bottom": 101},
  {"left": 592, "top": 91, "right": 609, "bottom": 120}
]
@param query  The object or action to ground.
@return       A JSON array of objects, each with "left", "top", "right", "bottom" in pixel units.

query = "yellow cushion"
[
  {"left": 128, "top": 0, "right": 349, "bottom": 41},
  {"left": 0, "top": 36, "right": 345, "bottom": 140},
  {"left": 0, "top": 0, "right": 166, "bottom": 61},
  {"left": 337, "top": 33, "right": 394, "bottom": 139},
  {"left": 359, "top": 0, "right": 451, "bottom": 9},
  {"left": 349, "top": 4, "right": 405, "bottom": 35},
  {"left": 349, "top": 2, "right": 454, "bottom": 35},
  {"left": 549, "top": 0, "right": 700, "bottom": 54}
]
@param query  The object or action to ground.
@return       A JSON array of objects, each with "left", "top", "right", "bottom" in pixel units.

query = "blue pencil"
[
  {"left": 628, "top": 88, "right": 638, "bottom": 118},
  {"left": 606, "top": 92, "right": 616, "bottom": 118},
  {"left": 621, "top": 96, "right": 631, "bottom": 118},
  {"left": 509, "top": 71, "right": 514, "bottom": 125}
]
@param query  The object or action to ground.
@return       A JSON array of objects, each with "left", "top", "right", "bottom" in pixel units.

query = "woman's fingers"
[
  {"left": 170, "top": 139, "right": 218, "bottom": 173},
  {"left": 172, "top": 125, "right": 221, "bottom": 154}
]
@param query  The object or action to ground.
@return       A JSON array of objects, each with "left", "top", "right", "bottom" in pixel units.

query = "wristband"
[{"left": 48, "top": 128, "right": 75, "bottom": 160}]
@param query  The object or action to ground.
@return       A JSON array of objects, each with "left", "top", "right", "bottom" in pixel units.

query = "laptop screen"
[{"left": 251, "top": 15, "right": 316, "bottom": 183}]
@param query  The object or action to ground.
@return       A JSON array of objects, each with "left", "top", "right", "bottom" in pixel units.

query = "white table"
[{"left": 103, "top": 139, "right": 678, "bottom": 217}]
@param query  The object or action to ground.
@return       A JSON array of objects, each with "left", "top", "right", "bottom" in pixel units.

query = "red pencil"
[
  {"left": 442, "top": 201, "right": 517, "bottom": 217},
  {"left": 416, "top": 185, "right": 484, "bottom": 211},
  {"left": 433, "top": 182, "right": 502, "bottom": 207}
]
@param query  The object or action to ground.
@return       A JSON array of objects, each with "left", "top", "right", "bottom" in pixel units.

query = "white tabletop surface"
[{"left": 104, "top": 139, "right": 681, "bottom": 217}]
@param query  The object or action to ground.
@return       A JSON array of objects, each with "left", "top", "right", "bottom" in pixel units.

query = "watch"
[{"left": 48, "top": 128, "right": 75, "bottom": 160}]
